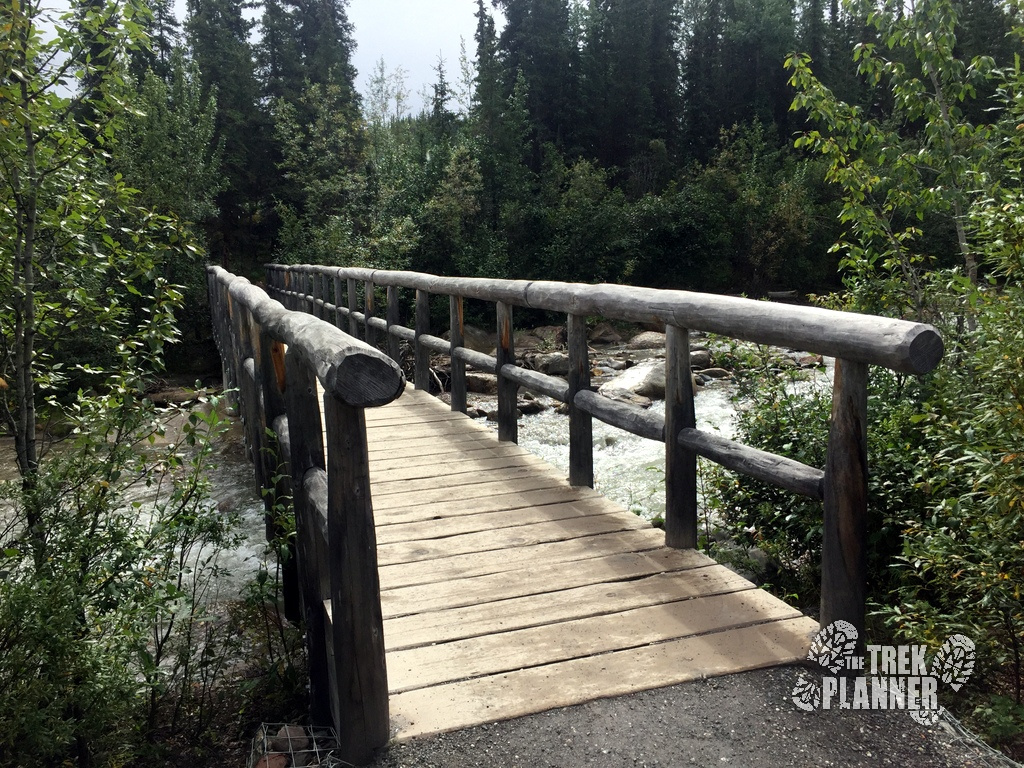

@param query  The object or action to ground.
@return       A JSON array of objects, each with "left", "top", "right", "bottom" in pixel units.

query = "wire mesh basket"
[{"left": 247, "top": 723, "right": 349, "bottom": 768}]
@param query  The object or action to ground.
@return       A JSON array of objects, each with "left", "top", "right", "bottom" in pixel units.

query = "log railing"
[
  {"left": 265, "top": 263, "right": 944, "bottom": 642},
  {"left": 207, "top": 266, "right": 404, "bottom": 765}
]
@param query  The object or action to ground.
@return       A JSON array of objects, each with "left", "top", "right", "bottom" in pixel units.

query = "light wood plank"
[
  {"left": 387, "top": 588, "right": 805, "bottom": 693},
  {"left": 379, "top": 547, "right": 717, "bottom": 618},
  {"left": 371, "top": 474, "right": 574, "bottom": 510},
  {"left": 370, "top": 462, "right": 564, "bottom": 497},
  {"left": 378, "top": 528, "right": 666, "bottom": 589},
  {"left": 382, "top": 566, "right": 756, "bottom": 650},
  {"left": 387, "top": 617, "right": 819, "bottom": 740},
  {"left": 376, "top": 512, "right": 651, "bottom": 566},
  {"left": 374, "top": 498, "right": 629, "bottom": 545}
]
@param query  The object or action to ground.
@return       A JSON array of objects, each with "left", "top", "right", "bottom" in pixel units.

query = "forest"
[{"left": 2, "top": 0, "right": 1024, "bottom": 764}]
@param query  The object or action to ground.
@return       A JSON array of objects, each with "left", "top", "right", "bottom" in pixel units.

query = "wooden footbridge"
[{"left": 207, "top": 265, "right": 943, "bottom": 765}]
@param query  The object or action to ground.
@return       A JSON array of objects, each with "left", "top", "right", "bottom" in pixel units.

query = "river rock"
[
  {"left": 514, "top": 330, "right": 544, "bottom": 350},
  {"left": 254, "top": 755, "right": 287, "bottom": 768},
  {"left": 517, "top": 398, "right": 547, "bottom": 415},
  {"left": 527, "top": 352, "right": 571, "bottom": 376},
  {"left": 600, "top": 389, "right": 653, "bottom": 409},
  {"left": 635, "top": 362, "right": 666, "bottom": 399},
  {"left": 698, "top": 367, "right": 732, "bottom": 379},
  {"left": 466, "top": 372, "right": 499, "bottom": 394},
  {"left": 589, "top": 322, "right": 622, "bottom": 345},
  {"left": 532, "top": 325, "right": 566, "bottom": 346},
  {"left": 463, "top": 324, "right": 497, "bottom": 353},
  {"left": 270, "top": 725, "right": 309, "bottom": 752},
  {"left": 626, "top": 331, "right": 666, "bottom": 350},
  {"left": 690, "top": 349, "right": 713, "bottom": 368}
]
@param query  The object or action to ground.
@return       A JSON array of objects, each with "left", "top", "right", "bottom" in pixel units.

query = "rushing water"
[{"left": 473, "top": 379, "right": 739, "bottom": 521}]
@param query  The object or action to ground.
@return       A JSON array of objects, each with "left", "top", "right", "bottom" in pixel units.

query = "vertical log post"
[
  {"left": 664, "top": 324, "right": 698, "bottom": 549},
  {"left": 496, "top": 301, "right": 517, "bottom": 443},
  {"left": 567, "top": 313, "right": 593, "bottom": 487},
  {"left": 365, "top": 281, "right": 377, "bottom": 348},
  {"left": 820, "top": 359, "right": 869, "bottom": 635},
  {"left": 347, "top": 277, "right": 359, "bottom": 338},
  {"left": 415, "top": 289, "right": 431, "bottom": 392},
  {"left": 283, "top": 351, "right": 331, "bottom": 726},
  {"left": 334, "top": 274, "right": 345, "bottom": 330},
  {"left": 324, "top": 395, "right": 389, "bottom": 765},
  {"left": 311, "top": 271, "right": 321, "bottom": 319},
  {"left": 449, "top": 295, "right": 467, "bottom": 413},
  {"left": 386, "top": 285, "right": 401, "bottom": 364}
]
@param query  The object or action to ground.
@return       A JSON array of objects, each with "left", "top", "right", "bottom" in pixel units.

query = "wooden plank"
[
  {"left": 369, "top": 452, "right": 555, "bottom": 485},
  {"left": 370, "top": 462, "right": 563, "bottom": 497},
  {"left": 387, "top": 588, "right": 806, "bottom": 693},
  {"left": 376, "top": 512, "right": 651, "bottom": 567},
  {"left": 368, "top": 443, "right": 538, "bottom": 472},
  {"left": 371, "top": 485, "right": 607, "bottom": 527},
  {"left": 388, "top": 616, "right": 818, "bottom": 740},
  {"left": 371, "top": 474, "right": 572, "bottom": 510},
  {"left": 378, "top": 527, "right": 666, "bottom": 589},
  {"left": 365, "top": 435, "right": 536, "bottom": 462},
  {"left": 374, "top": 497, "right": 628, "bottom": 545},
  {"left": 379, "top": 547, "right": 717, "bottom": 618},
  {"left": 383, "top": 566, "right": 757, "bottom": 650}
]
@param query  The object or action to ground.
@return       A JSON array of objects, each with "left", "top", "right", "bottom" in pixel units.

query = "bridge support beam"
[{"left": 664, "top": 325, "right": 698, "bottom": 549}]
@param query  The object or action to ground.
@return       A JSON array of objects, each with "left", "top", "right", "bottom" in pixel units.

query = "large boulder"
[
  {"left": 527, "top": 352, "right": 571, "bottom": 376},
  {"left": 635, "top": 362, "right": 666, "bottom": 399},
  {"left": 462, "top": 324, "right": 497, "bottom": 353},
  {"left": 514, "top": 330, "right": 544, "bottom": 350},
  {"left": 589, "top": 321, "right": 622, "bottom": 345},
  {"left": 625, "top": 331, "right": 666, "bottom": 350},
  {"left": 690, "top": 348, "right": 713, "bottom": 368},
  {"left": 533, "top": 325, "right": 567, "bottom": 347},
  {"left": 465, "top": 371, "right": 499, "bottom": 394}
]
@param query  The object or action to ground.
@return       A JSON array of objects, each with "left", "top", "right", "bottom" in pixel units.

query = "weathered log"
[
  {"left": 283, "top": 350, "right": 331, "bottom": 726},
  {"left": 415, "top": 290, "right": 431, "bottom": 392},
  {"left": 211, "top": 267, "right": 405, "bottom": 408},
  {"left": 365, "top": 281, "right": 377, "bottom": 348},
  {"left": 453, "top": 346, "right": 498, "bottom": 374},
  {"left": 268, "top": 264, "right": 943, "bottom": 375},
  {"left": 450, "top": 295, "right": 467, "bottom": 413},
  {"left": 820, "top": 359, "right": 869, "bottom": 636},
  {"left": 347, "top": 277, "right": 359, "bottom": 339},
  {"left": 498, "top": 364, "right": 569, "bottom": 402},
  {"left": 574, "top": 389, "right": 664, "bottom": 443},
  {"left": 386, "top": 285, "right": 401, "bottom": 363},
  {"left": 567, "top": 313, "right": 594, "bottom": 488},
  {"left": 389, "top": 324, "right": 416, "bottom": 343},
  {"left": 417, "top": 333, "right": 451, "bottom": 356},
  {"left": 496, "top": 301, "right": 517, "bottom": 443},
  {"left": 324, "top": 395, "right": 389, "bottom": 764},
  {"left": 678, "top": 428, "right": 825, "bottom": 500},
  {"left": 664, "top": 325, "right": 697, "bottom": 549}
]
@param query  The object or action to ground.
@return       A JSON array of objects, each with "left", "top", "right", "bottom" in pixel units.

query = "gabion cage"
[{"left": 247, "top": 723, "right": 349, "bottom": 768}]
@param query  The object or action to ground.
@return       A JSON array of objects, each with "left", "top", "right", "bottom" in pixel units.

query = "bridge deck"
[{"left": 327, "top": 386, "right": 818, "bottom": 741}]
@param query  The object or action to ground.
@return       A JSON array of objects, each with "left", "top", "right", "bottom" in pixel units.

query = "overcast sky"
[
  {"left": 164, "top": 0, "right": 498, "bottom": 113},
  {"left": 349, "top": 0, "right": 492, "bottom": 112}
]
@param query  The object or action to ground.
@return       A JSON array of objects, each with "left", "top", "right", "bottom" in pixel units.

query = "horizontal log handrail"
[
  {"left": 265, "top": 262, "right": 944, "bottom": 646},
  {"left": 207, "top": 266, "right": 403, "bottom": 766}
]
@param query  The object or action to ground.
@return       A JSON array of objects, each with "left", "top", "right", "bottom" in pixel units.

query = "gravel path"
[{"left": 370, "top": 665, "right": 1012, "bottom": 768}]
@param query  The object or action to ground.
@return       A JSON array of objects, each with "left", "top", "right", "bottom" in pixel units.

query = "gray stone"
[
  {"left": 465, "top": 372, "right": 499, "bottom": 394},
  {"left": 528, "top": 352, "right": 571, "bottom": 376},
  {"left": 514, "top": 330, "right": 544, "bottom": 350},
  {"left": 635, "top": 362, "right": 666, "bottom": 399},
  {"left": 517, "top": 398, "right": 547, "bottom": 415},
  {"left": 690, "top": 349, "right": 713, "bottom": 368},
  {"left": 462, "top": 324, "right": 497, "bottom": 353},
  {"left": 532, "top": 325, "right": 566, "bottom": 346},
  {"left": 698, "top": 367, "right": 732, "bottom": 379},
  {"left": 599, "top": 388, "right": 653, "bottom": 409},
  {"left": 626, "top": 331, "right": 666, "bottom": 350},
  {"left": 589, "top": 321, "right": 622, "bottom": 345}
]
